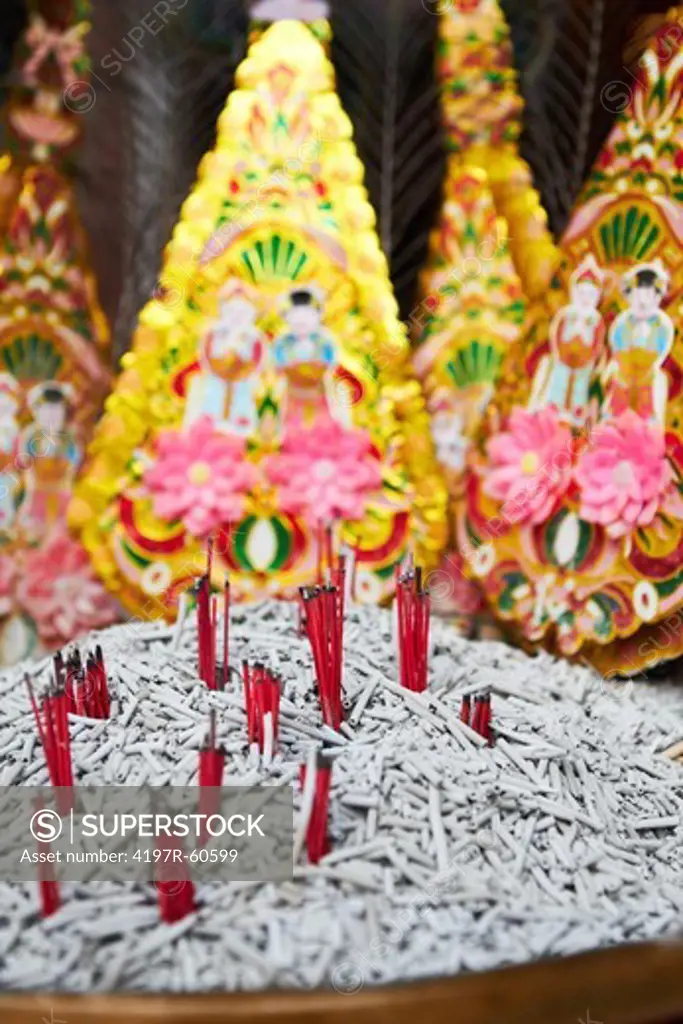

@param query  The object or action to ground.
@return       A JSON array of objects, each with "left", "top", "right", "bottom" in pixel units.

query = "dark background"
[{"left": 0, "top": 0, "right": 675, "bottom": 360}]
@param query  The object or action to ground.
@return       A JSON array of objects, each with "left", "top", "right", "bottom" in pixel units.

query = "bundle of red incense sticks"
[
  {"left": 25, "top": 675, "right": 74, "bottom": 814},
  {"left": 461, "top": 692, "right": 493, "bottom": 745},
  {"left": 301, "top": 557, "right": 346, "bottom": 730},
  {"left": 395, "top": 565, "right": 430, "bottom": 693},
  {"left": 301, "top": 753, "right": 332, "bottom": 864},
  {"left": 198, "top": 711, "right": 225, "bottom": 846},
  {"left": 59, "top": 647, "right": 111, "bottom": 719},
  {"left": 194, "top": 571, "right": 230, "bottom": 691},
  {"left": 242, "top": 663, "right": 282, "bottom": 756}
]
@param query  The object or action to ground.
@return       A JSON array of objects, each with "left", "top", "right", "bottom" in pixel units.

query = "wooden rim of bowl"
[{"left": 1, "top": 940, "right": 683, "bottom": 1024}]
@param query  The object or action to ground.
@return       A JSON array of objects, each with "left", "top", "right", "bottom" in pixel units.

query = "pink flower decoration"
[
  {"left": 0, "top": 555, "right": 17, "bottom": 617},
  {"left": 145, "top": 416, "right": 258, "bottom": 538},
  {"left": 16, "top": 531, "right": 118, "bottom": 648},
  {"left": 575, "top": 412, "right": 683, "bottom": 538},
  {"left": 264, "top": 420, "right": 382, "bottom": 523},
  {"left": 483, "top": 408, "right": 573, "bottom": 525}
]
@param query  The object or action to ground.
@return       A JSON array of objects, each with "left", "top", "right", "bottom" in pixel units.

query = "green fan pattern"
[
  {"left": 0, "top": 334, "right": 63, "bottom": 381},
  {"left": 240, "top": 234, "right": 311, "bottom": 285},
  {"left": 598, "top": 207, "right": 661, "bottom": 264},
  {"left": 446, "top": 340, "right": 503, "bottom": 390}
]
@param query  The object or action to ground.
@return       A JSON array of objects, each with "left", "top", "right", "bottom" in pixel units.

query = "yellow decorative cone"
[{"left": 71, "top": 20, "right": 448, "bottom": 620}]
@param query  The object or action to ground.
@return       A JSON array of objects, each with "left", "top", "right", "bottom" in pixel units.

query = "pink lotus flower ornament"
[
  {"left": 264, "top": 420, "right": 382, "bottom": 524},
  {"left": 575, "top": 412, "right": 683, "bottom": 539},
  {"left": 483, "top": 408, "right": 573, "bottom": 525},
  {"left": 144, "top": 416, "right": 258, "bottom": 538},
  {"left": 17, "top": 531, "right": 118, "bottom": 648}
]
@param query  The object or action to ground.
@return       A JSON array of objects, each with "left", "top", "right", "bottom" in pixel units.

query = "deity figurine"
[
  {"left": 19, "top": 381, "right": 80, "bottom": 535},
  {"left": 273, "top": 287, "right": 338, "bottom": 430},
  {"left": 529, "top": 256, "right": 607, "bottom": 426},
  {"left": 0, "top": 373, "right": 20, "bottom": 532},
  {"left": 184, "top": 283, "right": 264, "bottom": 437},
  {"left": 603, "top": 262, "right": 674, "bottom": 426}
]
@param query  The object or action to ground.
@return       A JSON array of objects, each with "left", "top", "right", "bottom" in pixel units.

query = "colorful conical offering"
[
  {"left": 412, "top": 0, "right": 559, "bottom": 621},
  {"left": 460, "top": 11, "right": 683, "bottom": 675},
  {"left": 0, "top": 0, "right": 115, "bottom": 666},
  {"left": 71, "top": 20, "right": 447, "bottom": 619}
]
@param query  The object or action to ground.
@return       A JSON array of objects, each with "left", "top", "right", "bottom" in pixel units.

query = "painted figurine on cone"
[
  {"left": 274, "top": 287, "right": 339, "bottom": 432},
  {"left": 184, "top": 282, "right": 265, "bottom": 437},
  {"left": 603, "top": 262, "right": 674, "bottom": 426},
  {"left": 529, "top": 256, "right": 607, "bottom": 427}
]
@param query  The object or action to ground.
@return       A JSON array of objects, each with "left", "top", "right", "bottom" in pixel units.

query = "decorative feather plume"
[
  {"left": 506, "top": 0, "right": 642, "bottom": 236},
  {"left": 0, "top": 0, "right": 26, "bottom": 94},
  {"left": 329, "top": 0, "right": 445, "bottom": 320}
]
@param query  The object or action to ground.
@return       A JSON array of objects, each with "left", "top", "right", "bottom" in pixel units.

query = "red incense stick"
[
  {"left": 154, "top": 833, "right": 196, "bottom": 923},
  {"left": 480, "top": 693, "right": 493, "bottom": 746},
  {"left": 301, "top": 753, "right": 332, "bottom": 864},
  {"left": 38, "top": 860, "right": 61, "bottom": 918},
  {"left": 470, "top": 693, "right": 494, "bottom": 745},
  {"left": 96, "top": 645, "right": 112, "bottom": 719},
  {"left": 301, "top": 585, "right": 344, "bottom": 730},
  {"left": 242, "top": 663, "right": 282, "bottom": 753},
  {"left": 25, "top": 675, "right": 74, "bottom": 814},
  {"left": 242, "top": 661, "right": 257, "bottom": 743},
  {"left": 195, "top": 575, "right": 217, "bottom": 689},
  {"left": 395, "top": 565, "right": 431, "bottom": 693},
  {"left": 198, "top": 711, "right": 225, "bottom": 846},
  {"left": 471, "top": 695, "right": 484, "bottom": 736},
  {"left": 331, "top": 554, "right": 346, "bottom": 700},
  {"left": 206, "top": 533, "right": 214, "bottom": 581},
  {"left": 460, "top": 695, "right": 471, "bottom": 725},
  {"left": 222, "top": 575, "right": 230, "bottom": 690},
  {"left": 35, "top": 799, "right": 61, "bottom": 918}
]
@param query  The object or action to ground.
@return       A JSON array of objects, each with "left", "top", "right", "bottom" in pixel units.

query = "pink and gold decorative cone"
[
  {"left": 458, "top": 9, "right": 683, "bottom": 676},
  {"left": 0, "top": 0, "right": 116, "bottom": 665}
]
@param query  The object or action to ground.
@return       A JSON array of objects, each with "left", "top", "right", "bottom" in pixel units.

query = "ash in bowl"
[{"left": 0, "top": 601, "right": 682, "bottom": 993}]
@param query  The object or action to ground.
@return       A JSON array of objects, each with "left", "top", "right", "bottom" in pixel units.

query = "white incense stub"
[{"left": 0, "top": 601, "right": 681, "bottom": 993}]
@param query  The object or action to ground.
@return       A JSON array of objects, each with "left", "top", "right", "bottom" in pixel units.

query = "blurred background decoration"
[
  {"left": 0, "top": 0, "right": 117, "bottom": 666},
  {"left": 0, "top": 0, "right": 678, "bottom": 667},
  {"left": 1, "top": 0, "right": 674, "bottom": 358}
]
